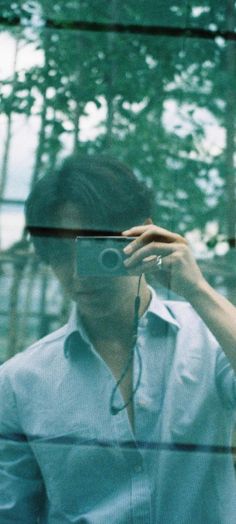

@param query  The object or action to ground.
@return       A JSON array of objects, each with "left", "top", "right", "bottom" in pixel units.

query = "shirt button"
[
  {"left": 134, "top": 463, "right": 143, "bottom": 474},
  {"left": 138, "top": 398, "right": 149, "bottom": 407}
]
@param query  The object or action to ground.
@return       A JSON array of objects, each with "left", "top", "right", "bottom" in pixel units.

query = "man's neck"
[{"left": 77, "top": 277, "right": 151, "bottom": 346}]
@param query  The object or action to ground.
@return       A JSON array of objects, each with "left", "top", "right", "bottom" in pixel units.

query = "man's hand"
[{"left": 122, "top": 224, "right": 206, "bottom": 300}]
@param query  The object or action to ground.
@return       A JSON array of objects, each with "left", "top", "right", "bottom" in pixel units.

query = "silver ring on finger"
[{"left": 155, "top": 255, "right": 163, "bottom": 269}]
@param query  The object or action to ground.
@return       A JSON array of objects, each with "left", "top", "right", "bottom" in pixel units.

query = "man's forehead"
[
  {"left": 57, "top": 202, "right": 109, "bottom": 233},
  {"left": 58, "top": 202, "right": 83, "bottom": 228}
]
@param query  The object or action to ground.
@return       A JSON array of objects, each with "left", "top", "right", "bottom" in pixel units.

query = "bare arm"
[
  {"left": 123, "top": 223, "right": 236, "bottom": 373},
  {"left": 188, "top": 278, "right": 236, "bottom": 373}
]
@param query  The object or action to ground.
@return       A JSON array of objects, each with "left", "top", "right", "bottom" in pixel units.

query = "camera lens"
[{"left": 99, "top": 248, "right": 122, "bottom": 271}]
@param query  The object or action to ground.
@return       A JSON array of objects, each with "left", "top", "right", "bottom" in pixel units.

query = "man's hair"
[{"left": 25, "top": 154, "right": 154, "bottom": 265}]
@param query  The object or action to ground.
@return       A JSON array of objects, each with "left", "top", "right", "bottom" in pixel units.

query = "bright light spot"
[
  {"left": 209, "top": 24, "right": 217, "bottom": 31},
  {"left": 17, "top": 42, "right": 43, "bottom": 71},
  {"left": 123, "top": 98, "right": 148, "bottom": 113},
  {"left": 145, "top": 55, "right": 157, "bottom": 69},
  {"left": 186, "top": 229, "right": 209, "bottom": 258},
  {"left": 0, "top": 34, "right": 16, "bottom": 79},
  {"left": 215, "top": 37, "right": 225, "bottom": 48},
  {"left": 47, "top": 87, "right": 56, "bottom": 99},
  {"left": 205, "top": 222, "right": 218, "bottom": 236},
  {"left": 0, "top": 207, "right": 25, "bottom": 249},
  {"left": 215, "top": 242, "right": 229, "bottom": 256},
  {"left": 0, "top": 114, "right": 40, "bottom": 200},
  {"left": 162, "top": 100, "right": 225, "bottom": 159},
  {"left": 192, "top": 6, "right": 210, "bottom": 17},
  {"left": 0, "top": 33, "right": 43, "bottom": 81},
  {"left": 163, "top": 99, "right": 192, "bottom": 137},
  {"left": 80, "top": 99, "right": 106, "bottom": 141}
]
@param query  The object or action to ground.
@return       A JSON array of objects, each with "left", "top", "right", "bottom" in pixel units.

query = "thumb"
[{"left": 144, "top": 217, "right": 153, "bottom": 225}]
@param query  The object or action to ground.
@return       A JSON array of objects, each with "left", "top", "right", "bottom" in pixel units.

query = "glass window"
[{"left": 0, "top": 2, "right": 236, "bottom": 522}]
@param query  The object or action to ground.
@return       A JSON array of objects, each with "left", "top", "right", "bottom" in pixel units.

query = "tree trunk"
[
  {"left": 38, "top": 266, "right": 50, "bottom": 339},
  {"left": 0, "top": 38, "right": 19, "bottom": 200},
  {"left": 0, "top": 38, "right": 19, "bottom": 250},
  {"left": 17, "top": 256, "right": 38, "bottom": 351},
  {"left": 104, "top": 0, "right": 118, "bottom": 149},
  {"left": 30, "top": 34, "right": 51, "bottom": 187},
  {"left": 6, "top": 258, "right": 26, "bottom": 359},
  {"left": 73, "top": 97, "right": 81, "bottom": 153}
]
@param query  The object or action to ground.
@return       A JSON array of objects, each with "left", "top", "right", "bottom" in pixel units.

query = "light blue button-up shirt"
[{"left": 0, "top": 288, "right": 236, "bottom": 523}]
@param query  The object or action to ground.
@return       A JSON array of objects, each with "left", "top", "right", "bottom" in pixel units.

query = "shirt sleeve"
[
  {"left": 0, "top": 365, "right": 44, "bottom": 523},
  {"left": 215, "top": 348, "right": 236, "bottom": 409}
]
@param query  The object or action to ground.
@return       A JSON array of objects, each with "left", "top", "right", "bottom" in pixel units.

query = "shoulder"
[
  {"left": 0, "top": 324, "right": 68, "bottom": 382},
  {"left": 164, "top": 297, "right": 210, "bottom": 328},
  {"left": 163, "top": 299, "right": 201, "bottom": 326},
  {"left": 163, "top": 298, "right": 220, "bottom": 352}
]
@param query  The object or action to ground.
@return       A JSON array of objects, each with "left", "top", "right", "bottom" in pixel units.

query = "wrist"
[{"left": 185, "top": 277, "right": 212, "bottom": 307}]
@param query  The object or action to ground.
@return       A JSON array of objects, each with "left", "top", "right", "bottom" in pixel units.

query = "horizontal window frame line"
[
  {"left": 0, "top": 16, "right": 236, "bottom": 42},
  {"left": 0, "top": 198, "right": 25, "bottom": 206},
  {"left": 1, "top": 433, "right": 236, "bottom": 455},
  {"left": 27, "top": 226, "right": 123, "bottom": 238}
]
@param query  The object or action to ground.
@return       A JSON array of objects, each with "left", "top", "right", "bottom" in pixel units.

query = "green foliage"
[{"left": 0, "top": 0, "right": 236, "bottom": 240}]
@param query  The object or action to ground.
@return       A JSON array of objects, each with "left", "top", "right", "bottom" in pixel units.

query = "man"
[{"left": 1, "top": 154, "right": 236, "bottom": 523}]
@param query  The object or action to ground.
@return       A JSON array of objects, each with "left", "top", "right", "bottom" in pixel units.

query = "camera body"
[{"left": 76, "top": 236, "right": 135, "bottom": 276}]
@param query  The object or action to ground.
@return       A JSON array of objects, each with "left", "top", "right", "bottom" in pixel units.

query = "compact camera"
[{"left": 76, "top": 236, "right": 135, "bottom": 276}]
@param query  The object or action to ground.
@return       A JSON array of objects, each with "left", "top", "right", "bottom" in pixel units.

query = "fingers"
[
  {"left": 122, "top": 224, "right": 186, "bottom": 248},
  {"left": 122, "top": 224, "right": 189, "bottom": 279},
  {"left": 125, "top": 252, "right": 173, "bottom": 278},
  {"left": 123, "top": 241, "right": 178, "bottom": 269}
]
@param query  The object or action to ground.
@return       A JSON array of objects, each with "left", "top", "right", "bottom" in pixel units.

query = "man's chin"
[{"left": 73, "top": 288, "right": 111, "bottom": 303}]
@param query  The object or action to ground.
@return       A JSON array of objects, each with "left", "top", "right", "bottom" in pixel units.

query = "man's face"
[{"left": 50, "top": 202, "right": 136, "bottom": 315}]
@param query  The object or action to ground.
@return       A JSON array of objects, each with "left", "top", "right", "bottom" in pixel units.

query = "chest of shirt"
[{"left": 16, "top": 316, "right": 227, "bottom": 449}]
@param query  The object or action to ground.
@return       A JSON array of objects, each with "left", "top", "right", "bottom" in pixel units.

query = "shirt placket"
[
  {"left": 112, "top": 403, "right": 152, "bottom": 524},
  {"left": 110, "top": 320, "right": 152, "bottom": 524}
]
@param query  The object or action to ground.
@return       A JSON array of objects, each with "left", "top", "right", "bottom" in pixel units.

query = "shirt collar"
[
  {"left": 64, "top": 305, "right": 90, "bottom": 358},
  {"left": 140, "top": 286, "right": 180, "bottom": 330},
  {"left": 64, "top": 286, "right": 180, "bottom": 358}
]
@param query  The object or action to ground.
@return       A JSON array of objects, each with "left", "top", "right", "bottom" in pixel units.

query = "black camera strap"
[{"left": 110, "top": 274, "right": 143, "bottom": 416}]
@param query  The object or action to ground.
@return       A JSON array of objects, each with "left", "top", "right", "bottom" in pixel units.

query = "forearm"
[
  {"left": 123, "top": 222, "right": 236, "bottom": 372},
  {"left": 188, "top": 278, "right": 236, "bottom": 373}
]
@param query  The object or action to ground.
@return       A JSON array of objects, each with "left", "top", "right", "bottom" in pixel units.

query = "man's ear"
[{"left": 144, "top": 218, "right": 153, "bottom": 225}]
